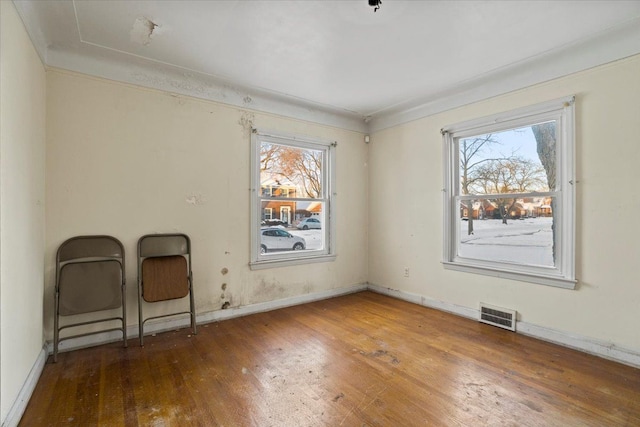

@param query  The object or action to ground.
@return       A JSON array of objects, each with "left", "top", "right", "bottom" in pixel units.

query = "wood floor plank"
[{"left": 19, "top": 291, "right": 640, "bottom": 426}]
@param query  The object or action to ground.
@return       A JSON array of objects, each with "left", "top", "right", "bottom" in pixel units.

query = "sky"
[{"left": 463, "top": 122, "right": 555, "bottom": 166}]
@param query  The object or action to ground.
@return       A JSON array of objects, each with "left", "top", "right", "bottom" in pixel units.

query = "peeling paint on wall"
[
  {"left": 130, "top": 71, "right": 223, "bottom": 98},
  {"left": 238, "top": 111, "right": 255, "bottom": 138},
  {"left": 220, "top": 271, "right": 231, "bottom": 309},
  {"left": 185, "top": 192, "right": 206, "bottom": 205},
  {"left": 130, "top": 17, "right": 159, "bottom": 46}
]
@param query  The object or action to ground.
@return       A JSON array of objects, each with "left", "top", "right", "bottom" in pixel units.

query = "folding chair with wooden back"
[
  {"left": 54, "top": 235, "right": 127, "bottom": 362},
  {"left": 137, "top": 233, "right": 196, "bottom": 345}
]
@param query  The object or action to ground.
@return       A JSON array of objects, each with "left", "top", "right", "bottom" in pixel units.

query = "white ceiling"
[{"left": 13, "top": 0, "right": 640, "bottom": 132}]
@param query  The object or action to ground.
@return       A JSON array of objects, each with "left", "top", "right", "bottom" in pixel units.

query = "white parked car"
[
  {"left": 260, "top": 228, "right": 306, "bottom": 253},
  {"left": 297, "top": 217, "right": 321, "bottom": 230}
]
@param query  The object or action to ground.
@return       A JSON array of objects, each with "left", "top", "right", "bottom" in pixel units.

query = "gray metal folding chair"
[
  {"left": 137, "top": 233, "right": 196, "bottom": 346},
  {"left": 54, "top": 235, "right": 127, "bottom": 362}
]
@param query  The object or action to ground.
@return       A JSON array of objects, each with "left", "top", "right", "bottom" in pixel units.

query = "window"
[
  {"left": 441, "top": 96, "right": 575, "bottom": 288},
  {"left": 250, "top": 129, "right": 336, "bottom": 269}
]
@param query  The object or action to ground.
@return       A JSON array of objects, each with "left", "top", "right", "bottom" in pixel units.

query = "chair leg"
[
  {"left": 138, "top": 279, "right": 144, "bottom": 346},
  {"left": 53, "top": 291, "right": 60, "bottom": 362},
  {"left": 122, "top": 282, "right": 128, "bottom": 348},
  {"left": 189, "top": 273, "right": 197, "bottom": 335}
]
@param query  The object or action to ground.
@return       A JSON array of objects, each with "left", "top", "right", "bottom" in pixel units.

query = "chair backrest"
[
  {"left": 138, "top": 234, "right": 191, "bottom": 303},
  {"left": 58, "top": 235, "right": 124, "bottom": 262},
  {"left": 139, "top": 234, "right": 189, "bottom": 258},
  {"left": 56, "top": 235, "right": 125, "bottom": 316}
]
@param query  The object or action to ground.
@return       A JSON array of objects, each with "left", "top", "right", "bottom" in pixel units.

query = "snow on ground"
[
  {"left": 276, "top": 218, "right": 554, "bottom": 265},
  {"left": 458, "top": 217, "right": 554, "bottom": 267}
]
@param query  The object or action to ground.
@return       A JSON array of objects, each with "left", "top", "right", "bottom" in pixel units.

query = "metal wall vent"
[{"left": 479, "top": 303, "right": 516, "bottom": 331}]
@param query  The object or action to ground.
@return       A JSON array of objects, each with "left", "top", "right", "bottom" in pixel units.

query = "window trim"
[
  {"left": 250, "top": 128, "right": 336, "bottom": 270},
  {"left": 441, "top": 96, "right": 576, "bottom": 289}
]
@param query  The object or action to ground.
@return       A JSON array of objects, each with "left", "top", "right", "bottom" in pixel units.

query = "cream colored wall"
[
  {"left": 0, "top": 1, "right": 47, "bottom": 422},
  {"left": 369, "top": 54, "right": 640, "bottom": 353},
  {"left": 45, "top": 69, "right": 368, "bottom": 339}
]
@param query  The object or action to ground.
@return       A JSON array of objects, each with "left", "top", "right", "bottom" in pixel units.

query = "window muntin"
[
  {"left": 251, "top": 130, "right": 335, "bottom": 268},
  {"left": 442, "top": 97, "right": 575, "bottom": 288}
]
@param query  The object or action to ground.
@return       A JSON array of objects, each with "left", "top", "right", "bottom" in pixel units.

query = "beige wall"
[
  {"left": 369, "top": 54, "right": 640, "bottom": 353},
  {"left": 0, "top": 1, "right": 47, "bottom": 422},
  {"left": 45, "top": 69, "right": 369, "bottom": 338}
]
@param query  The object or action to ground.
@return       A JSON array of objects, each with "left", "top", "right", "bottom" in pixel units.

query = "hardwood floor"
[{"left": 20, "top": 291, "right": 640, "bottom": 426}]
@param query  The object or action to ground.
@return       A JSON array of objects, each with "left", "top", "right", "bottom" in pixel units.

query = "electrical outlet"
[{"left": 404, "top": 267, "right": 410, "bottom": 277}]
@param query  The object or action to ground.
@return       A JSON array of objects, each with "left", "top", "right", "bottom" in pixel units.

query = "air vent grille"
[{"left": 479, "top": 303, "right": 516, "bottom": 331}]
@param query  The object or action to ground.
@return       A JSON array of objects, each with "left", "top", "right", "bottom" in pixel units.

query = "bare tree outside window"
[
  {"left": 472, "top": 156, "right": 548, "bottom": 224},
  {"left": 261, "top": 143, "right": 323, "bottom": 199},
  {"left": 532, "top": 122, "right": 557, "bottom": 258},
  {"left": 532, "top": 122, "right": 557, "bottom": 191},
  {"left": 459, "top": 135, "right": 498, "bottom": 235}
]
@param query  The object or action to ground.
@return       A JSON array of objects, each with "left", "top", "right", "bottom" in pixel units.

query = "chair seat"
[{"left": 142, "top": 255, "right": 189, "bottom": 302}]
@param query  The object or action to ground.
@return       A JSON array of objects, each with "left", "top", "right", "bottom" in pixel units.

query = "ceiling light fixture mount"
[{"left": 369, "top": 0, "right": 382, "bottom": 12}]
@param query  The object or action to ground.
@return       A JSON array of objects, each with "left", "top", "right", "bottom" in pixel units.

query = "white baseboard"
[
  {"left": 366, "top": 283, "right": 640, "bottom": 369},
  {"left": 47, "top": 283, "right": 368, "bottom": 354},
  {"left": 516, "top": 322, "right": 640, "bottom": 369},
  {"left": 367, "top": 283, "right": 478, "bottom": 319},
  {"left": 2, "top": 346, "right": 47, "bottom": 427},
  {"left": 197, "top": 283, "right": 368, "bottom": 324}
]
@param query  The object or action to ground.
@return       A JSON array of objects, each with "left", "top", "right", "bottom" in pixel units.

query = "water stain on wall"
[
  {"left": 238, "top": 111, "right": 255, "bottom": 138},
  {"left": 254, "top": 278, "right": 286, "bottom": 301}
]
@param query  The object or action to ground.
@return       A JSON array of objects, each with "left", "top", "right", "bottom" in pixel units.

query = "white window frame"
[
  {"left": 250, "top": 129, "right": 336, "bottom": 269},
  {"left": 441, "top": 96, "right": 576, "bottom": 289},
  {"left": 263, "top": 207, "right": 272, "bottom": 220}
]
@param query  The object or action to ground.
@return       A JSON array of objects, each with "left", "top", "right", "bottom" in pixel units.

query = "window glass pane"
[
  {"left": 457, "top": 196, "right": 555, "bottom": 268},
  {"left": 261, "top": 142, "right": 323, "bottom": 199},
  {"left": 443, "top": 98, "right": 574, "bottom": 287},
  {"left": 459, "top": 121, "right": 556, "bottom": 195},
  {"left": 261, "top": 200, "right": 293, "bottom": 226},
  {"left": 259, "top": 202, "right": 325, "bottom": 256}
]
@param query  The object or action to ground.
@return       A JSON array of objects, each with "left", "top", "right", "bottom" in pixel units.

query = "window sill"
[
  {"left": 442, "top": 261, "right": 576, "bottom": 289},
  {"left": 250, "top": 254, "right": 336, "bottom": 270}
]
